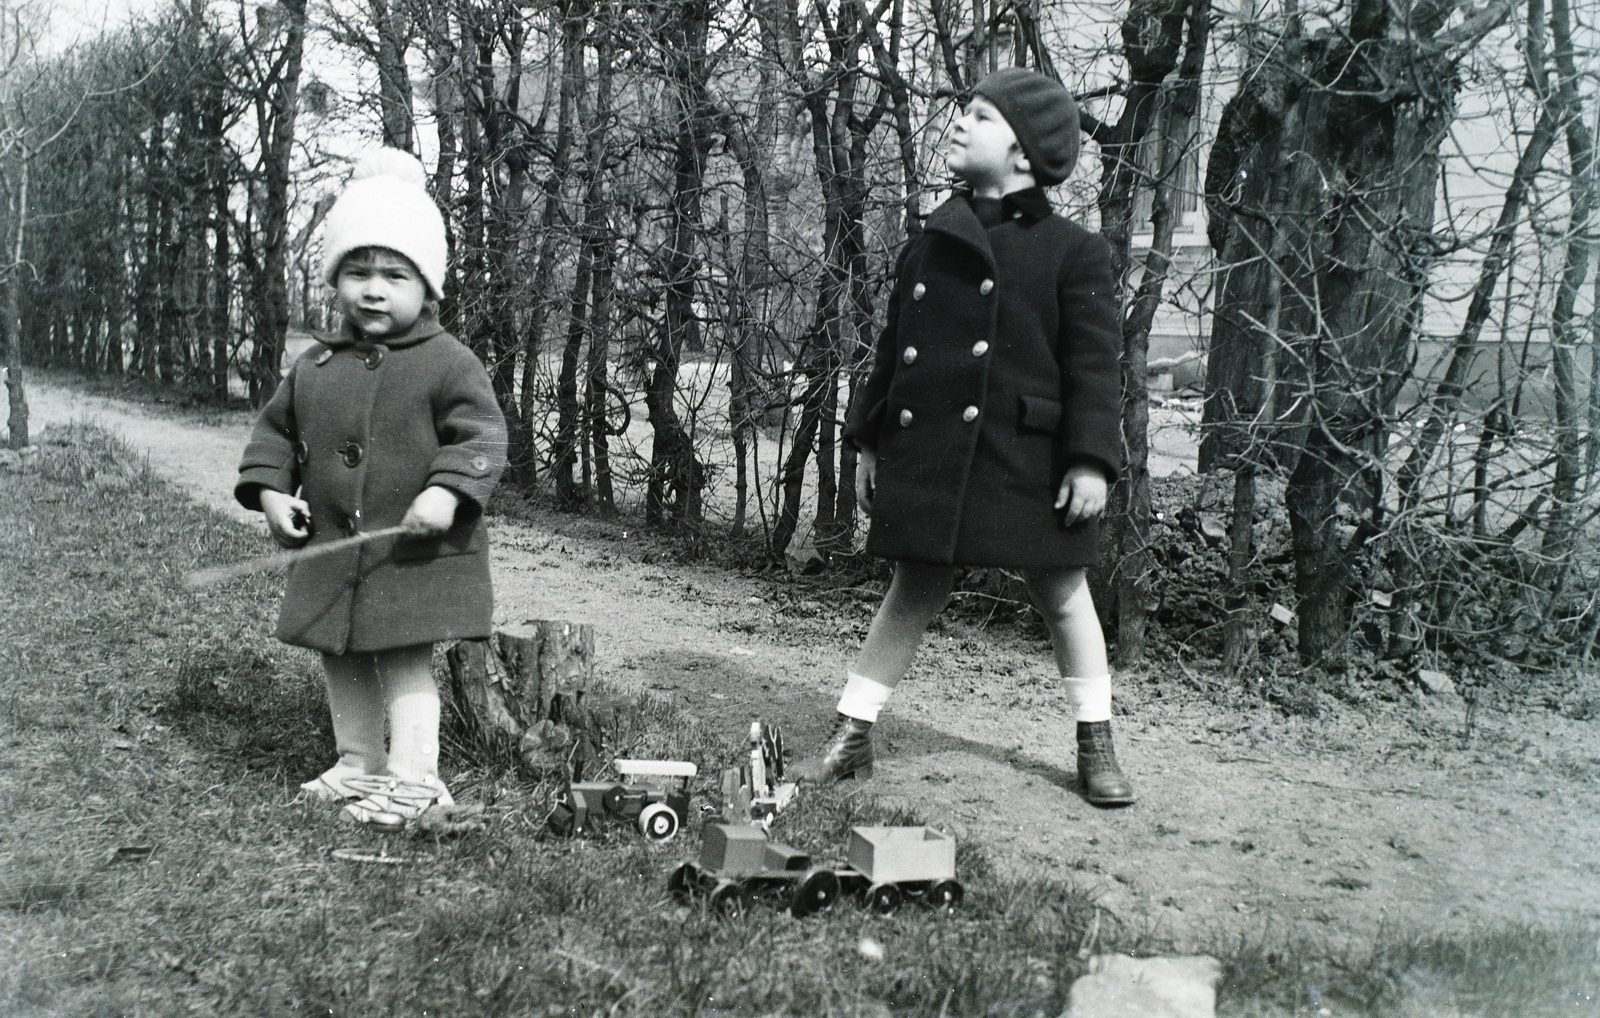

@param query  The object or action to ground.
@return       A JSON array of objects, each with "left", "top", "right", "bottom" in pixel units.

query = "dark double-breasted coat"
[
  {"left": 843, "top": 188, "right": 1123, "bottom": 568},
  {"left": 235, "top": 312, "right": 508, "bottom": 655}
]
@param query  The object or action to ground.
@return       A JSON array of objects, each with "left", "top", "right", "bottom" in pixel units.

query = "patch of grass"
[
  {"left": 3, "top": 425, "right": 1597, "bottom": 1017},
  {"left": 1218, "top": 925, "right": 1600, "bottom": 1017}
]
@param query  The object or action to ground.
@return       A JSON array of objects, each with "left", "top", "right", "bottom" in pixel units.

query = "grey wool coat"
[
  {"left": 235, "top": 312, "right": 508, "bottom": 654},
  {"left": 843, "top": 188, "right": 1123, "bottom": 568}
]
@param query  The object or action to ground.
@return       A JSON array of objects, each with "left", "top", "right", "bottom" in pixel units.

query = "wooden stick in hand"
[{"left": 184, "top": 525, "right": 410, "bottom": 589}]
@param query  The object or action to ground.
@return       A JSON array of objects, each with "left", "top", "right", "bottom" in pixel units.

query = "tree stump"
[{"left": 446, "top": 621, "right": 595, "bottom": 754}]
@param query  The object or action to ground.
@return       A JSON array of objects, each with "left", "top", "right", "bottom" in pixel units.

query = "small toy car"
[
  {"left": 668, "top": 822, "right": 963, "bottom": 916},
  {"left": 548, "top": 759, "right": 697, "bottom": 843}
]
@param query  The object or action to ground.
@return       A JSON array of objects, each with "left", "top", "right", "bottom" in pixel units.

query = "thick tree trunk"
[{"left": 445, "top": 622, "right": 595, "bottom": 749}]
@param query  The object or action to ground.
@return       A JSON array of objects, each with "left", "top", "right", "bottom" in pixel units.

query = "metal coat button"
[
  {"left": 902, "top": 346, "right": 918, "bottom": 365},
  {"left": 962, "top": 405, "right": 979, "bottom": 423},
  {"left": 364, "top": 346, "right": 386, "bottom": 370},
  {"left": 912, "top": 282, "right": 926, "bottom": 300},
  {"left": 339, "top": 441, "right": 364, "bottom": 468},
  {"left": 979, "top": 279, "right": 994, "bottom": 295},
  {"left": 293, "top": 440, "right": 309, "bottom": 464},
  {"left": 972, "top": 340, "right": 990, "bottom": 357},
  {"left": 899, "top": 408, "right": 914, "bottom": 427},
  {"left": 471, "top": 455, "right": 489, "bottom": 472}
]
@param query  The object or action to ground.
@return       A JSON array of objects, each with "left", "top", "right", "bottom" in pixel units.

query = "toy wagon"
[
  {"left": 548, "top": 758, "right": 697, "bottom": 843},
  {"left": 668, "top": 822, "right": 962, "bottom": 916},
  {"left": 834, "top": 825, "right": 963, "bottom": 912}
]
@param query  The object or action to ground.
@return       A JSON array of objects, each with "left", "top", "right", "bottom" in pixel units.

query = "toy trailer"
[
  {"left": 548, "top": 759, "right": 697, "bottom": 843},
  {"left": 832, "top": 826, "right": 962, "bottom": 913},
  {"left": 668, "top": 822, "right": 840, "bottom": 917}
]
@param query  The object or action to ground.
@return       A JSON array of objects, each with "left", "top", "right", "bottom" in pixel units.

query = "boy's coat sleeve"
[
  {"left": 1057, "top": 232, "right": 1124, "bottom": 481},
  {"left": 425, "top": 351, "right": 508, "bottom": 514},
  {"left": 234, "top": 359, "right": 302, "bottom": 511}
]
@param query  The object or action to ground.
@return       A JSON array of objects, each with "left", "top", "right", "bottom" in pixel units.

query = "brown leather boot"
[
  {"left": 1077, "top": 720, "right": 1134, "bottom": 807},
  {"left": 791, "top": 714, "right": 875, "bottom": 782}
]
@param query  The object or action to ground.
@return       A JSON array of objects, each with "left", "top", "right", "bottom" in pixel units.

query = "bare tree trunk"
[
  {"left": 5, "top": 150, "right": 29, "bottom": 449},
  {"left": 1541, "top": 0, "right": 1596, "bottom": 555},
  {"left": 370, "top": 0, "right": 414, "bottom": 150},
  {"left": 646, "top": 0, "right": 711, "bottom": 527},
  {"left": 247, "top": 0, "right": 306, "bottom": 407},
  {"left": 1090, "top": 0, "right": 1207, "bottom": 661}
]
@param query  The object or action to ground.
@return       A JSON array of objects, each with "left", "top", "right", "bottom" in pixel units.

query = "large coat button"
[
  {"left": 902, "top": 346, "right": 918, "bottom": 365},
  {"left": 899, "top": 408, "right": 914, "bottom": 427},
  {"left": 912, "top": 282, "right": 926, "bottom": 300},
  {"left": 962, "top": 405, "right": 979, "bottom": 423},
  {"left": 972, "top": 340, "right": 990, "bottom": 357},
  {"left": 364, "top": 346, "right": 386, "bottom": 370},
  {"left": 979, "top": 279, "right": 994, "bottom": 295},
  {"left": 339, "top": 441, "right": 364, "bottom": 467}
]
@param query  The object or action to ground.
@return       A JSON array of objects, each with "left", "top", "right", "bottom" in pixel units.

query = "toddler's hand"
[
  {"left": 403, "top": 485, "right": 461, "bottom": 536},
  {"left": 856, "top": 447, "right": 878, "bottom": 513},
  {"left": 1055, "top": 464, "right": 1108, "bottom": 526},
  {"left": 259, "top": 488, "right": 311, "bottom": 548}
]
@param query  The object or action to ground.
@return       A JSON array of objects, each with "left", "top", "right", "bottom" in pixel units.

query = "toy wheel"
[
  {"left": 600, "top": 784, "right": 628, "bottom": 815},
  {"left": 866, "top": 883, "right": 902, "bottom": 914},
  {"left": 638, "top": 802, "right": 680, "bottom": 843},
  {"left": 667, "top": 862, "right": 699, "bottom": 901},
  {"left": 708, "top": 880, "right": 749, "bottom": 916},
  {"left": 927, "top": 879, "right": 964, "bottom": 910},
  {"left": 790, "top": 869, "right": 840, "bottom": 918}
]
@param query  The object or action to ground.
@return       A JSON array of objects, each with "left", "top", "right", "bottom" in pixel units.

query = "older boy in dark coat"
[{"left": 795, "top": 68, "right": 1134, "bottom": 806}]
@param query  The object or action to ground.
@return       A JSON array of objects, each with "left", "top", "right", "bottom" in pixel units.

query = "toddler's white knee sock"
[
  {"left": 836, "top": 672, "right": 895, "bottom": 723},
  {"left": 378, "top": 646, "right": 444, "bottom": 789},
  {"left": 322, "top": 654, "right": 387, "bottom": 775},
  {"left": 1062, "top": 674, "right": 1113, "bottom": 723}
]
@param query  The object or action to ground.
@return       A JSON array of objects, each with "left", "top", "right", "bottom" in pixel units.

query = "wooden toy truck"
[
  {"left": 548, "top": 759, "right": 697, "bottom": 843},
  {"left": 668, "top": 822, "right": 963, "bottom": 916}
]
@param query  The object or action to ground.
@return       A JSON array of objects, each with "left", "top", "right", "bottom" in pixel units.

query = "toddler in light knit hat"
[{"left": 236, "top": 149, "right": 507, "bottom": 831}]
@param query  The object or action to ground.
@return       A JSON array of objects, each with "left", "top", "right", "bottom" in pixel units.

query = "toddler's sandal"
[{"left": 342, "top": 776, "right": 449, "bottom": 832}]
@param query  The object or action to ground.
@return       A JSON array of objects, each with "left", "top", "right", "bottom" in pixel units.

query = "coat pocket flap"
[{"left": 1018, "top": 394, "right": 1063, "bottom": 434}]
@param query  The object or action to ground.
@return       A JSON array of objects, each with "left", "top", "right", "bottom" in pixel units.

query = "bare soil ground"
[{"left": 22, "top": 376, "right": 1600, "bottom": 955}]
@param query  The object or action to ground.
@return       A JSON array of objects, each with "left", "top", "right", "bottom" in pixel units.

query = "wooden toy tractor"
[
  {"left": 668, "top": 822, "right": 962, "bottom": 916},
  {"left": 668, "top": 822, "right": 839, "bottom": 916},
  {"left": 548, "top": 759, "right": 697, "bottom": 843}
]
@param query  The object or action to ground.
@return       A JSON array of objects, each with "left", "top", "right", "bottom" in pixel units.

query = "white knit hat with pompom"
[{"left": 320, "top": 149, "right": 447, "bottom": 299}]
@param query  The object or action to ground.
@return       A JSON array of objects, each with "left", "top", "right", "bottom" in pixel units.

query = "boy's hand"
[
  {"left": 259, "top": 488, "right": 311, "bottom": 548},
  {"left": 1055, "top": 464, "right": 1108, "bottom": 526},
  {"left": 403, "top": 485, "right": 461, "bottom": 536},
  {"left": 856, "top": 447, "right": 878, "bottom": 513}
]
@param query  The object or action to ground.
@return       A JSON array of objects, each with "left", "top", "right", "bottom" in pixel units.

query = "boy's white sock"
[
  {"left": 1062, "top": 674, "right": 1113, "bottom": 723},
  {"left": 836, "top": 672, "right": 895, "bottom": 723}
]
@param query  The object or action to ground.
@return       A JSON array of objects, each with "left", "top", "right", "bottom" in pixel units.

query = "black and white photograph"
[{"left": 1, "top": 0, "right": 1597, "bottom": 1012}]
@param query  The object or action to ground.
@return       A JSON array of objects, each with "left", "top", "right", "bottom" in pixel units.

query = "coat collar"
[
  {"left": 923, "top": 188, "right": 1053, "bottom": 272},
  {"left": 325, "top": 308, "right": 446, "bottom": 350}
]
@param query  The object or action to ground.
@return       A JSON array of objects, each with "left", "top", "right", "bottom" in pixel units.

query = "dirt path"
[{"left": 23, "top": 378, "right": 1600, "bottom": 951}]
